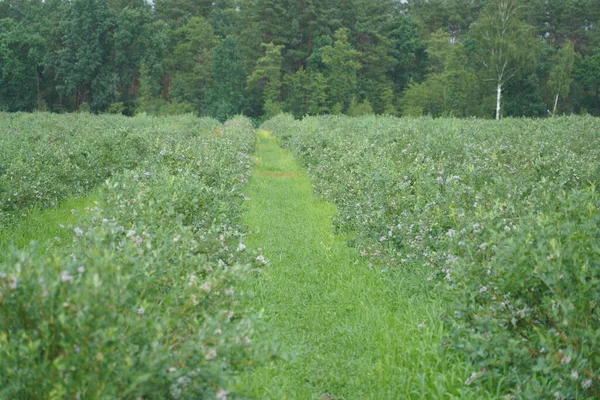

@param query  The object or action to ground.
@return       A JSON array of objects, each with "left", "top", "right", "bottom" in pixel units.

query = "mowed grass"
[
  {"left": 0, "top": 192, "right": 99, "bottom": 260},
  {"left": 235, "top": 131, "right": 493, "bottom": 399}
]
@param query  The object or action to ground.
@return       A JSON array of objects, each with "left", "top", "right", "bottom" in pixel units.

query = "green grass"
[
  {"left": 0, "top": 192, "right": 100, "bottom": 260},
  {"left": 234, "top": 131, "right": 492, "bottom": 399}
]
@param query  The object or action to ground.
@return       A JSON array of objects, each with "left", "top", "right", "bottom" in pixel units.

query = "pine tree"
[
  {"left": 205, "top": 36, "right": 246, "bottom": 121},
  {"left": 247, "top": 42, "right": 285, "bottom": 117},
  {"left": 154, "top": 0, "right": 214, "bottom": 22},
  {"left": 114, "top": 3, "right": 163, "bottom": 113},
  {"left": 321, "top": 28, "right": 360, "bottom": 112},
  {"left": 0, "top": 19, "right": 45, "bottom": 111},
  {"left": 283, "top": 68, "right": 328, "bottom": 117},
  {"left": 168, "top": 16, "right": 219, "bottom": 113},
  {"left": 55, "top": 0, "right": 117, "bottom": 112}
]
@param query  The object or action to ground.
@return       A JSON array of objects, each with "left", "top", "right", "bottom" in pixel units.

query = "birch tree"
[
  {"left": 547, "top": 40, "right": 575, "bottom": 116},
  {"left": 470, "top": 0, "right": 537, "bottom": 119}
]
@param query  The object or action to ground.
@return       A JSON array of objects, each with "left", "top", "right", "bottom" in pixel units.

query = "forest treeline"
[{"left": 1, "top": 0, "right": 599, "bottom": 120}]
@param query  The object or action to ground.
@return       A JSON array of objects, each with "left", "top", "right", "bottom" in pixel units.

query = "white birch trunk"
[
  {"left": 553, "top": 93, "right": 559, "bottom": 116},
  {"left": 496, "top": 83, "right": 502, "bottom": 120}
]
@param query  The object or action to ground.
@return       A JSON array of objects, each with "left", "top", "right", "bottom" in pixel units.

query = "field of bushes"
[
  {"left": 263, "top": 114, "right": 600, "bottom": 399},
  {"left": 1, "top": 112, "right": 599, "bottom": 399},
  {"left": 0, "top": 113, "right": 222, "bottom": 222},
  {"left": 0, "top": 113, "right": 269, "bottom": 398}
]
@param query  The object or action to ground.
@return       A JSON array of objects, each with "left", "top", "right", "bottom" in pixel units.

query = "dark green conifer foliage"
[
  {"left": 154, "top": 0, "right": 214, "bottom": 22},
  {"left": 0, "top": 0, "right": 598, "bottom": 116},
  {"left": 401, "top": 29, "right": 483, "bottom": 117},
  {"left": 321, "top": 28, "right": 361, "bottom": 112},
  {"left": 114, "top": 3, "right": 165, "bottom": 113},
  {"left": 283, "top": 68, "right": 328, "bottom": 117},
  {"left": 247, "top": 43, "right": 284, "bottom": 118},
  {"left": 574, "top": 48, "right": 600, "bottom": 114},
  {"left": 205, "top": 36, "right": 247, "bottom": 121},
  {"left": 168, "top": 16, "right": 218, "bottom": 113},
  {"left": 0, "top": 19, "right": 45, "bottom": 111},
  {"left": 55, "top": 0, "right": 116, "bottom": 111}
]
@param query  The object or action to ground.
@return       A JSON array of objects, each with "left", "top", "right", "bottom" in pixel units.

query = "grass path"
[
  {"left": 235, "top": 131, "right": 488, "bottom": 399},
  {"left": 0, "top": 192, "right": 99, "bottom": 261}
]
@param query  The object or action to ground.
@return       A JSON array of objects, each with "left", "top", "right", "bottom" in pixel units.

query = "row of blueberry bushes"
[
  {"left": 263, "top": 114, "right": 600, "bottom": 399},
  {"left": 1, "top": 116, "right": 270, "bottom": 399},
  {"left": 0, "top": 112, "right": 220, "bottom": 223}
]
